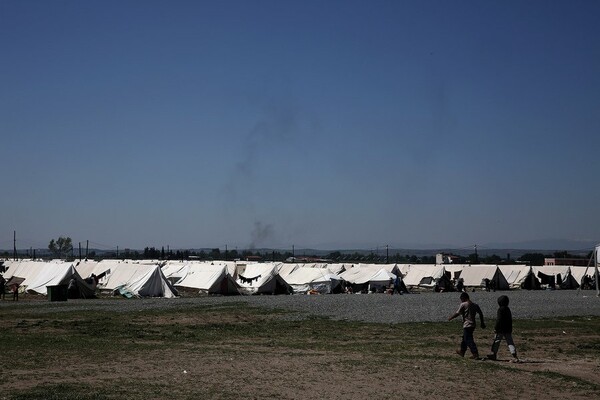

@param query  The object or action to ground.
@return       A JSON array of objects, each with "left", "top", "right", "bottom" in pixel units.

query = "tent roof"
[
  {"left": 175, "top": 264, "right": 228, "bottom": 290},
  {"left": 283, "top": 267, "right": 342, "bottom": 285},
  {"left": 120, "top": 265, "right": 178, "bottom": 298},
  {"left": 402, "top": 265, "right": 446, "bottom": 286}
]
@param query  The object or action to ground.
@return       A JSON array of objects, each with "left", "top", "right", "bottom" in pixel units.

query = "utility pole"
[
  {"left": 86, "top": 240, "right": 89, "bottom": 259},
  {"left": 595, "top": 244, "right": 599, "bottom": 297},
  {"left": 79, "top": 242, "right": 82, "bottom": 260},
  {"left": 13, "top": 231, "right": 17, "bottom": 260},
  {"left": 474, "top": 244, "right": 479, "bottom": 264}
]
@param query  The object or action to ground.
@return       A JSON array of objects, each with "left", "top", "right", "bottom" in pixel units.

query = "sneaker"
[
  {"left": 455, "top": 349, "right": 465, "bottom": 357},
  {"left": 486, "top": 354, "right": 497, "bottom": 360},
  {"left": 510, "top": 358, "right": 520, "bottom": 363}
]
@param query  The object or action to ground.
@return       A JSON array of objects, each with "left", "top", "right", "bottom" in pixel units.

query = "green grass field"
[{"left": 1, "top": 301, "right": 598, "bottom": 399}]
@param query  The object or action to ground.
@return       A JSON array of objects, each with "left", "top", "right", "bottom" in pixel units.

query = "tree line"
[{"left": 0, "top": 236, "right": 593, "bottom": 266}]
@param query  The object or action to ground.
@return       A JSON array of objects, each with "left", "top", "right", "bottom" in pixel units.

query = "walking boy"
[
  {"left": 448, "top": 292, "right": 485, "bottom": 359},
  {"left": 487, "top": 295, "right": 519, "bottom": 362}
]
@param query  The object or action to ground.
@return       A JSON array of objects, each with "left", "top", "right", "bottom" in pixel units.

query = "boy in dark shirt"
[{"left": 487, "top": 295, "right": 519, "bottom": 362}]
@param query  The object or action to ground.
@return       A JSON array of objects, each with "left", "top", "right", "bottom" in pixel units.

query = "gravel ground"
[{"left": 3, "top": 290, "right": 600, "bottom": 323}]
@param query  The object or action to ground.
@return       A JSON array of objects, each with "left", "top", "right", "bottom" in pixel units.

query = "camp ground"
[{"left": 1, "top": 257, "right": 599, "bottom": 300}]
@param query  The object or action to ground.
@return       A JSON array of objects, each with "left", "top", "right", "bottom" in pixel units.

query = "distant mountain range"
[
  {"left": 480, "top": 239, "right": 598, "bottom": 251},
  {"left": 309, "top": 238, "right": 598, "bottom": 253}
]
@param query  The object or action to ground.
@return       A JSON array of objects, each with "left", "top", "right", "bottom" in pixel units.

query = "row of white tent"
[{"left": 1, "top": 259, "right": 597, "bottom": 298}]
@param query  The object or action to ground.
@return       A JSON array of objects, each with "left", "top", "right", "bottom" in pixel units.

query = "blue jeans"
[{"left": 461, "top": 327, "right": 478, "bottom": 355}]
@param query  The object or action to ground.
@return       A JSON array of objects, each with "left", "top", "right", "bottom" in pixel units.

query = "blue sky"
[{"left": 1, "top": 0, "right": 599, "bottom": 251}]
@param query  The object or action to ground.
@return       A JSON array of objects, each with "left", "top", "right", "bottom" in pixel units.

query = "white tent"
[
  {"left": 2, "top": 260, "right": 49, "bottom": 285},
  {"left": 117, "top": 265, "right": 178, "bottom": 298},
  {"left": 339, "top": 264, "right": 400, "bottom": 293},
  {"left": 73, "top": 259, "right": 112, "bottom": 285},
  {"left": 325, "top": 263, "right": 346, "bottom": 275},
  {"left": 282, "top": 267, "right": 343, "bottom": 294},
  {"left": 459, "top": 265, "right": 509, "bottom": 290},
  {"left": 3, "top": 260, "right": 81, "bottom": 293},
  {"left": 444, "top": 264, "right": 468, "bottom": 280},
  {"left": 236, "top": 263, "right": 292, "bottom": 295},
  {"left": 402, "top": 265, "right": 449, "bottom": 290},
  {"left": 161, "top": 261, "right": 191, "bottom": 284},
  {"left": 338, "top": 264, "right": 364, "bottom": 283},
  {"left": 533, "top": 266, "right": 578, "bottom": 289},
  {"left": 396, "top": 264, "right": 412, "bottom": 277},
  {"left": 364, "top": 268, "right": 396, "bottom": 293},
  {"left": 276, "top": 263, "right": 300, "bottom": 281},
  {"left": 570, "top": 266, "right": 591, "bottom": 287},
  {"left": 96, "top": 261, "right": 159, "bottom": 291},
  {"left": 498, "top": 265, "right": 540, "bottom": 289},
  {"left": 175, "top": 263, "right": 240, "bottom": 295},
  {"left": 26, "top": 263, "right": 96, "bottom": 298},
  {"left": 359, "top": 263, "right": 400, "bottom": 275},
  {"left": 73, "top": 259, "right": 101, "bottom": 278}
]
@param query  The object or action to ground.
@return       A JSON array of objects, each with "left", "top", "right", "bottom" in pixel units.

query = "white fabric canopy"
[
  {"left": 118, "top": 265, "right": 178, "bottom": 298},
  {"left": 175, "top": 263, "right": 240, "bottom": 294}
]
